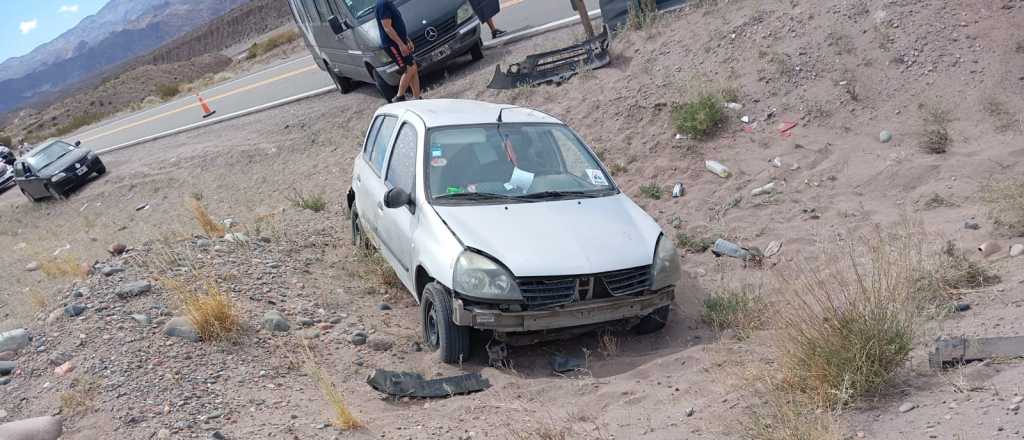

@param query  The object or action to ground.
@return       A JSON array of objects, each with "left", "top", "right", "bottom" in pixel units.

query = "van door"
[{"left": 308, "top": 0, "right": 360, "bottom": 78}]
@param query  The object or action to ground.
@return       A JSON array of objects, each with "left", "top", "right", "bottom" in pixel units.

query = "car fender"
[{"left": 411, "top": 202, "right": 463, "bottom": 301}]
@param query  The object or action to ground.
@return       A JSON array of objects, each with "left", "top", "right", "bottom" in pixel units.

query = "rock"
[
  {"left": 164, "top": 317, "right": 200, "bottom": 342},
  {"left": 24, "top": 262, "right": 40, "bottom": 272},
  {"left": 0, "top": 361, "right": 16, "bottom": 375},
  {"left": 751, "top": 182, "right": 776, "bottom": 196},
  {"left": 964, "top": 221, "right": 981, "bottom": 230},
  {"left": 0, "top": 416, "right": 63, "bottom": 440},
  {"left": 63, "top": 304, "right": 86, "bottom": 318},
  {"left": 879, "top": 130, "right": 893, "bottom": 143},
  {"left": 54, "top": 361, "right": 75, "bottom": 377},
  {"left": 377, "top": 303, "right": 392, "bottom": 311},
  {"left": 209, "top": 431, "right": 226, "bottom": 440},
  {"left": 685, "top": 407, "right": 695, "bottom": 417},
  {"left": 0, "top": 351, "right": 14, "bottom": 362},
  {"left": 1011, "top": 244, "right": 1024, "bottom": 257},
  {"left": 47, "top": 352, "right": 71, "bottom": 367},
  {"left": 195, "top": 239, "right": 213, "bottom": 249},
  {"left": 79, "top": 263, "right": 94, "bottom": 276},
  {"left": 898, "top": 402, "right": 917, "bottom": 413},
  {"left": 157, "top": 429, "right": 172, "bottom": 439},
  {"left": 298, "top": 329, "right": 321, "bottom": 340},
  {"left": 1009, "top": 404, "right": 1020, "bottom": 411},
  {"left": 349, "top": 334, "right": 367, "bottom": 346},
  {"left": 100, "top": 266, "right": 125, "bottom": 277},
  {"left": 262, "top": 310, "right": 290, "bottom": 332},
  {"left": 46, "top": 309, "right": 63, "bottom": 326},
  {"left": 71, "top": 288, "right": 85, "bottom": 298},
  {"left": 0, "top": 329, "right": 30, "bottom": 353},
  {"left": 130, "top": 314, "right": 152, "bottom": 326},
  {"left": 109, "top": 243, "right": 128, "bottom": 255},
  {"left": 116, "top": 281, "right": 152, "bottom": 299},
  {"left": 367, "top": 337, "right": 393, "bottom": 352},
  {"left": 224, "top": 233, "right": 249, "bottom": 243},
  {"left": 298, "top": 317, "right": 315, "bottom": 327},
  {"left": 0, "top": 376, "right": 9, "bottom": 385}
]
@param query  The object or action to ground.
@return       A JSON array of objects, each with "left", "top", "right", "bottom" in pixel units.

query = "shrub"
[
  {"left": 920, "top": 105, "right": 952, "bottom": 154},
  {"left": 675, "top": 232, "right": 714, "bottom": 253},
  {"left": 162, "top": 277, "right": 242, "bottom": 342},
  {"left": 156, "top": 83, "right": 181, "bottom": 100},
  {"left": 53, "top": 113, "right": 105, "bottom": 138},
  {"left": 672, "top": 94, "right": 723, "bottom": 140},
  {"left": 982, "top": 179, "right": 1024, "bottom": 236},
  {"left": 639, "top": 183, "right": 662, "bottom": 200},
  {"left": 746, "top": 392, "right": 842, "bottom": 440},
  {"left": 247, "top": 30, "right": 300, "bottom": 59},
  {"left": 287, "top": 189, "right": 328, "bottom": 212},
  {"left": 702, "top": 285, "right": 766, "bottom": 338},
  {"left": 302, "top": 343, "right": 362, "bottom": 430},
  {"left": 188, "top": 198, "right": 225, "bottom": 238},
  {"left": 59, "top": 376, "right": 101, "bottom": 416},
  {"left": 357, "top": 247, "right": 403, "bottom": 291},
  {"left": 38, "top": 255, "right": 88, "bottom": 279}
]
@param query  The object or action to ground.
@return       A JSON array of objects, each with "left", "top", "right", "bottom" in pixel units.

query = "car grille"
[
  {"left": 518, "top": 266, "right": 652, "bottom": 310},
  {"left": 412, "top": 16, "right": 459, "bottom": 57}
]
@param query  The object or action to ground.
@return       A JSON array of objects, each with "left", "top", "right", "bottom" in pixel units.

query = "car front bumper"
[
  {"left": 377, "top": 18, "right": 481, "bottom": 84},
  {"left": 452, "top": 287, "right": 675, "bottom": 333},
  {"left": 50, "top": 157, "right": 102, "bottom": 193}
]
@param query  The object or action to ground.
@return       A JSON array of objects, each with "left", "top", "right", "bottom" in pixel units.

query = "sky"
[{"left": 0, "top": 0, "right": 109, "bottom": 63}]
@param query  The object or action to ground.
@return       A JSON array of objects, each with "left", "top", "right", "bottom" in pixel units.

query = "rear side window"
[
  {"left": 369, "top": 116, "right": 398, "bottom": 174},
  {"left": 363, "top": 116, "right": 384, "bottom": 159},
  {"left": 386, "top": 123, "right": 418, "bottom": 195}
]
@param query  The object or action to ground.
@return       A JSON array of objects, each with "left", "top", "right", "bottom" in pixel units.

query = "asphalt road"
[{"left": 73, "top": 0, "right": 600, "bottom": 153}]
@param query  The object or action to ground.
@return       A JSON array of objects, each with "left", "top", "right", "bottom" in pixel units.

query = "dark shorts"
[{"left": 385, "top": 45, "right": 417, "bottom": 73}]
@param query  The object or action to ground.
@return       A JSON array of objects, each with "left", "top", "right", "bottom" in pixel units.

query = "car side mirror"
[
  {"left": 383, "top": 187, "right": 412, "bottom": 209},
  {"left": 327, "top": 16, "right": 347, "bottom": 35},
  {"left": 74, "top": 140, "right": 81, "bottom": 147},
  {"left": 15, "top": 163, "right": 28, "bottom": 177}
]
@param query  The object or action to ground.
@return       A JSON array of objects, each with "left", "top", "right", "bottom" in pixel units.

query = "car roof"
[{"left": 379, "top": 99, "right": 563, "bottom": 127}]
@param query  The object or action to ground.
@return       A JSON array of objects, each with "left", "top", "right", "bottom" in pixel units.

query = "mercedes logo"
[{"left": 424, "top": 27, "right": 438, "bottom": 41}]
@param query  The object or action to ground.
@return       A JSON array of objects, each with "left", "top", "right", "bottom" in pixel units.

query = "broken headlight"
[
  {"left": 651, "top": 235, "right": 681, "bottom": 290},
  {"left": 453, "top": 250, "right": 522, "bottom": 301}
]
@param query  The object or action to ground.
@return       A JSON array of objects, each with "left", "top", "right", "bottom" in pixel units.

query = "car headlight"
[
  {"left": 87, "top": 151, "right": 97, "bottom": 160},
  {"left": 51, "top": 173, "right": 67, "bottom": 183},
  {"left": 456, "top": 1, "right": 474, "bottom": 24},
  {"left": 453, "top": 250, "right": 522, "bottom": 301},
  {"left": 651, "top": 235, "right": 681, "bottom": 290}
]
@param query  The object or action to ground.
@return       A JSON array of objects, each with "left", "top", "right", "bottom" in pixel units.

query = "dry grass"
[
  {"left": 982, "top": 179, "right": 1024, "bottom": 236},
  {"left": 161, "top": 276, "right": 242, "bottom": 342},
  {"left": 920, "top": 104, "right": 952, "bottom": 154},
  {"left": 356, "top": 247, "right": 403, "bottom": 292},
  {"left": 702, "top": 283, "right": 767, "bottom": 339},
  {"left": 626, "top": 0, "right": 658, "bottom": 31},
  {"left": 597, "top": 330, "right": 619, "bottom": 357},
  {"left": 38, "top": 254, "right": 88, "bottom": 280},
  {"left": 27, "top": 288, "right": 49, "bottom": 314},
  {"left": 772, "top": 225, "right": 919, "bottom": 409},
  {"left": 60, "top": 376, "right": 102, "bottom": 416},
  {"left": 923, "top": 241, "right": 1000, "bottom": 299},
  {"left": 746, "top": 391, "right": 842, "bottom": 440},
  {"left": 188, "top": 198, "right": 225, "bottom": 238},
  {"left": 301, "top": 342, "right": 362, "bottom": 430},
  {"left": 247, "top": 30, "right": 299, "bottom": 59},
  {"left": 287, "top": 189, "right": 328, "bottom": 213},
  {"left": 672, "top": 93, "right": 724, "bottom": 140}
]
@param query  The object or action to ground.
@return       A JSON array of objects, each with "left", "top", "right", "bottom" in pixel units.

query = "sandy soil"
[{"left": 1, "top": 0, "right": 1023, "bottom": 438}]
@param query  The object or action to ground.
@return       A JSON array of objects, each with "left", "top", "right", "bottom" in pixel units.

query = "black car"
[{"left": 12, "top": 140, "right": 105, "bottom": 202}]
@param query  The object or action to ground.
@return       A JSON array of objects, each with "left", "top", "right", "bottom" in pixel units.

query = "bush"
[
  {"left": 188, "top": 198, "right": 225, "bottom": 238},
  {"left": 53, "top": 113, "right": 105, "bottom": 138},
  {"left": 247, "top": 30, "right": 300, "bottom": 59},
  {"left": 675, "top": 232, "right": 714, "bottom": 253},
  {"left": 920, "top": 105, "right": 952, "bottom": 154},
  {"left": 639, "top": 183, "right": 662, "bottom": 200},
  {"left": 747, "top": 392, "right": 842, "bottom": 440},
  {"left": 156, "top": 83, "right": 181, "bottom": 100},
  {"left": 288, "top": 189, "right": 328, "bottom": 212},
  {"left": 702, "top": 285, "right": 766, "bottom": 338},
  {"left": 162, "top": 277, "right": 242, "bottom": 342},
  {"left": 982, "top": 179, "right": 1024, "bottom": 236},
  {"left": 672, "top": 94, "right": 724, "bottom": 140}
]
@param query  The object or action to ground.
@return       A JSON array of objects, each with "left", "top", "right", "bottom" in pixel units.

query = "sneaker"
[
  {"left": 391, "top": 95, "right": 407, "bottom": 103},
  {"left": 491, "top": 29, "right": 507, "bottom": 39}
]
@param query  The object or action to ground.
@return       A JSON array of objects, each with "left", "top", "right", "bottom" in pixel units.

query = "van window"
[
  {"left": 301, "top": 0, "right": 322, "bottom": 22},
  {"left": 312, "top": 0, "right": 333, "bottom": 21},
  {"left": 386, "top": 123, "right": 418, "bottom": 195},
  {"left": 369, "top": 116, "right": 398, "bottom": 174}
]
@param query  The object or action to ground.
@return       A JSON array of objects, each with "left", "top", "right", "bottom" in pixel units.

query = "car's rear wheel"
[
  {"left": 372, "top": 69, "right": 398, "bottom": 102},
  {"left": 421, "top": 282, "right": 471, "bottom": 364},
  {"left": 469, "top": 40, "right": 484, "bottom": 61},
  {"left": 46, "top": 185, "right": 65, "bottom": 201},
  {"left": 633, "top": 305, "right": 670, "bottom": 334},
  {"left": 350, "top": 208, "right": 371, "bottom": 251}
]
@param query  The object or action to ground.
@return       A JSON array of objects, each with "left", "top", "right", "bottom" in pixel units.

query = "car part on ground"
[
  {"left": 486, "top": 26, "right": 611, "bottom": 89},
  {"left": 929, "top": 335, "right": 1024, "bottom": 369},
  {"left": 367, "top": 369, "right": 491, "bottom": 398}
]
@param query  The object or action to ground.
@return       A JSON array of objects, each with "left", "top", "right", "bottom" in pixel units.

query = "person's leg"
[
  {"left": 409, "top": 64, "right": 422, "bottom": 98},
  {"left": 487, "top": 18, "right": 506, "bottom": 38},
  {"left": 485, "top": 18, "right": 497, "bottom": 32},
  {"left": 395, "top": 70, "right": 411, "bottom": 100}
]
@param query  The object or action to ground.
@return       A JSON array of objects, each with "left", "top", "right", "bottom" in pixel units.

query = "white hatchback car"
[{"left": 347, "top": 99, "right": 681, "bottom": 364}]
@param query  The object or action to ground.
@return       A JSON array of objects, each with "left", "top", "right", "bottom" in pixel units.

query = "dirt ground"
[{"left": 2, "top": 0, "right": 1024, "bottom": 438}]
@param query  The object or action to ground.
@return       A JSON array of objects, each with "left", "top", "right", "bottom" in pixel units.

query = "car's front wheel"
[
  {"left": 95, "top": 162, "right": 106, "bottom": 176},
  {"left": 46, "top": 185, "right": 65, "bottom": 201},
  {"left": 633, "top": 305, "right": 670, "bottom": 334},
  {"left": 469, "top": 40, "right": 484, "bottom": 61},
  {"left": 421, "top": 282, "right": 471, "bottom": 364},
  {"left": 328, "top": 66, "right": 355, "bottom": 94}
]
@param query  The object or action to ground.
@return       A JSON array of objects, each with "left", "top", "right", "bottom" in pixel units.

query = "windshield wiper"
[
  {"left": 518, "top": 190, "right": 608, "bottom": 200},
  {"left": 434, "top": 192, "right": 521, "bottom": 202}
]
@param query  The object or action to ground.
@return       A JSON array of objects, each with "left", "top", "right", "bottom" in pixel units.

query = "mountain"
[{"left": 0, "top": 0, "right": 250, "bottom": 114}]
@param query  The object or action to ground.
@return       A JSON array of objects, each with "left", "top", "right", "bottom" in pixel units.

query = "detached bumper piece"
[
  {"left": 367, "top": 369, "right": 491, "bottom": 398},
  {"left": 487, "top": 27, "right": 611, "bottom": 89}
]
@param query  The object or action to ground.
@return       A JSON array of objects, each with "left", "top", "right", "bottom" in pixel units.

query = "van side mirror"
[
  {"left": 327, "top": 16, "right": 347, "bottom": 35},
  {"left": 74, "top": 140, "right": 81, "bottom": 147},
  {"left": 383, "top": 187, "right": 412, "bottom": 209}
]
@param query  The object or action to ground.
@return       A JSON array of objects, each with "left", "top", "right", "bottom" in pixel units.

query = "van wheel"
[
  {"left": 421, "top": 282, "right": 471, "bottom": 364},
  {"left": 372, "top": 69, "right": 398, "bottom": 101},
  {"left": 46, "top": 185, "right": 65, "bottom": 201},
  {"left": 329, "top": 68, "right": 355, "bottom": 94},
  {"left": 633, "top": 305, "right": 670, "bottom": 335},
  {"left": 469, "top": 40, "right": 484, "bottom": 61}
]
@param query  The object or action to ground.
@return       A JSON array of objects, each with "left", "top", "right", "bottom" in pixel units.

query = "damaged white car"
[{"left": 347, "top": 99, "right": 680, "bottom": 364}]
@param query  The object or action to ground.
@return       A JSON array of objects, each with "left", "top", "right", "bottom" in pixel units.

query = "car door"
[
  {"left": 377, "top": 120, "right": 420, "bottom": 285},
  {"left": 15, "top": 162, "right": 46, "bottom": 197},
  {"left": 354, "top": 114, "right": 399, "bottom": 247}
]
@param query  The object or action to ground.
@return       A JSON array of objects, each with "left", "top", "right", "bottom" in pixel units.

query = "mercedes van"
[{"left": 287, "top": 0, "right": 483, "bottom": 100}]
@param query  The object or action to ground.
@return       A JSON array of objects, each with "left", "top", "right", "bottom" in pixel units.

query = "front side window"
[
  {"left": 369, "top": 115, "right": 398, "bottom": 174},
  {"left": 341, "top": 0, "right": 378, "bottom": 20},
  {"left": 426, "top": 124, "right": 615, "bottom": 203},
  {"left": 26, "top": 141, "right": 75, "bottom": 172},
  {"left": 386, "top": 123, "right": 418, "bottom": 195}
]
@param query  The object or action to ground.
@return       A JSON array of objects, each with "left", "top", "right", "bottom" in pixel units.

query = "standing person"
[
  {"left": 375, "top": 0, "right": 421, "bottom": 102},
  {"left": 469, "top": 0, "right": 506, "bottom": 39}
]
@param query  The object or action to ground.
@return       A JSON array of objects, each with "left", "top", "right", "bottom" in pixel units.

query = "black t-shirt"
[{"left": 375, "top": 0, "right": 407, "bottom": 48}]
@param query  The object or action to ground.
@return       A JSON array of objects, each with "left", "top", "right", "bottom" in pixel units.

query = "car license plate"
[
  {"left": 431, "top": 44, "right": 451, "bottom": 62},
  {"left": 76, "top": 166, "right": 88, "bottom": 175}
]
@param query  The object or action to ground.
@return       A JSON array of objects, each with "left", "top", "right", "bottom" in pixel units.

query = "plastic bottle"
[
  {"left": 672, "top": 183, "right": 684, "bottom": 198},
  {"left": 705, "top": 160, "right": 731, "bottom": 178},
  {"left": 712, "top": 239, "right": 750, "bottom": 259}
]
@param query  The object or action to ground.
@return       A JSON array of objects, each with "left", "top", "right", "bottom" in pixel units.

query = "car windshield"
[
  {"left": 26, "top": 141, "right": 75, "bottom": 171},
  {"left": 342, "top": 0, "right": 407, "bottom": 19},
  {"left": 427, "top": 124, "right": 616, "bottom": 203}
]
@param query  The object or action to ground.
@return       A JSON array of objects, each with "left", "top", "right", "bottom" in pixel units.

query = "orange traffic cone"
[{"left": 195, "top": 93, "right": 216, "bottom": 118}]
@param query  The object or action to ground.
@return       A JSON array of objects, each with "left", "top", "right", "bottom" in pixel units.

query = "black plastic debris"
[
  {"left": 550, "top": 353, "right": 585, "bottom": 373},
  {"left": 487, "top": 27, "right": 611, "bottom": 90},
  {"left": 366, "top": 369, "right": 490, "bottom": 398}
]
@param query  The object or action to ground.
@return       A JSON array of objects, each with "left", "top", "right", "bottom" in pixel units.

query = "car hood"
[
  {"left": 433, "top": 194, "right": 663, "bottom": 277},
  {"left": 37, "top": 150, "right": 88, "bottom": 177}
]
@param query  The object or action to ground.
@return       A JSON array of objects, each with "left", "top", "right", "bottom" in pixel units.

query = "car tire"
[
  {"left": 350, "top": 208, "right": 371, "bottom": 251},
  {"left": 632, "top": 305, "right": 670, "bottom": 335},
  {"left": 372, "top": 69, "right": 398, "bottom": 102},
  {"left": 421, "top": 282, "right": 471, "bottom": 364},
  {"left": 95, "top": 163, "right": 106, "bottom": 176},
  {"left": 20, "top": 187, "right": 37, "bottom": 202},
  {"left": 46, "top": 185, "right": 65, "bottom": 201},
  {"left": 328, "top": 66, "right": 355, "bottom": 94},
  {"left": 469, "top": 40, "right": 484, "bottom": 61}
]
